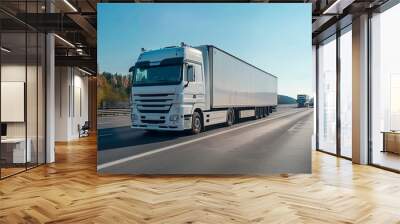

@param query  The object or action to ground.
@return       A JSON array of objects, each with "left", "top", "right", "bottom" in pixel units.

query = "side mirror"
[{"left": 129, "top": 66, "right": 134, "bottom": 73}]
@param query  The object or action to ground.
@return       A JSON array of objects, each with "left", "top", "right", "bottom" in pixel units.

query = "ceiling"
[{"left": 1, "top": 0, "right": 98, "bottom": 73}]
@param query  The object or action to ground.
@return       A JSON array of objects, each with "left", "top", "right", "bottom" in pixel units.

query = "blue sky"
[{"left": 98, "top": 4, "right": 312, "bottom": 98}]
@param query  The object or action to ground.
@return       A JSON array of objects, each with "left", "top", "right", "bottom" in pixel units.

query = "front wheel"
[{"left": 191, "top": 112, "right": 202, "bottom": 134}]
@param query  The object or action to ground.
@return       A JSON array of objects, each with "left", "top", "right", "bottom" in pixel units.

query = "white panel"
[
  {"left": 1, "top": 82, "right": 25, "bottom": 122},
  {"left": 204, "top": 110, "right": 227, "bottom": 126},
  {"left": 240, "top": 110, "right": 255, "bottom": 118},
  {"left": 211, "top": 47, "right": 277, "bottom": 108}
]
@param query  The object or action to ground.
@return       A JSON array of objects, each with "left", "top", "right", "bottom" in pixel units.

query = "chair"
[{"left": 79, "top": 121, "right": 90, "bottom": 138}]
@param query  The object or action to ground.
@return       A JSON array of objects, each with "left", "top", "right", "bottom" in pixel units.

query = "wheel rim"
[{"left": 194, "top": 117, "right": 201, "bottom": 131}]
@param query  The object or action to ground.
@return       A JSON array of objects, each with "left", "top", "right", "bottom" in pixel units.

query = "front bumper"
[{"left": 131, "top": 104, "right": 192, "bottom": 131}]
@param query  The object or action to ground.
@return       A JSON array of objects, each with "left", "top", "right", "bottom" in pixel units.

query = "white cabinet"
[{"left": 1, "top": 138, "right": 31, "bottom": 163}]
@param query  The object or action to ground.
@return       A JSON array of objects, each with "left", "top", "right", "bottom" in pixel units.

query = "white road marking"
[{"left": 97, "top": 109, "right": 310, "bottom": 170}]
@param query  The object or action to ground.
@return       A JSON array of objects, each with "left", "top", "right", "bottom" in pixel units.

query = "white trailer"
[{"left": 130, "top": 44, "right": 278, "bottom": 134}]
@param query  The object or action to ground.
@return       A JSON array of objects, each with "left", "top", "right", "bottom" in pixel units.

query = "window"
[
  {"left": 340, "top": 27, "right": 352, "bottom": 158},
  {"left": 316, "top": 27, "right": 353, "bottom": 158},
  {"left": 390, "top": 74, "right": 400, "bottom": 130},
  {"left": 317, "top": 35, "right": 337, "bottom": 154},
  {"left": 371, "top": 3, "right": 400, "bottom": 171},
  {"left": 133, "top": 64, "right": 182, "bottom": 86}
]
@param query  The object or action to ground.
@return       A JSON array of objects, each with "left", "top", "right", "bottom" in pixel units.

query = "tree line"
[{"left": 97, "top": 72, "right": 132, "bottom": 108}]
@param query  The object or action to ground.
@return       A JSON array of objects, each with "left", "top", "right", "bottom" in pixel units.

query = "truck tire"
[
  {"left": 191, "top": 112, "right": 202, "bottom": 134},
  {"left": 227, "top": 108, "right": 235, "bottom": 126},
  {"left": 266, "top": 107, "right": 270, "bottom": 116}
]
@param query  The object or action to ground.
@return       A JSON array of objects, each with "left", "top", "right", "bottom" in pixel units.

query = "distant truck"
[
  {"left": 296, "top": 94, "right": 310, "bottom": 108},
  {"left": 308, "top": 97, "right": 314, "bottom": 108},
  {"left": 129, "top": 44, "right": 278, "bottom": 134}
]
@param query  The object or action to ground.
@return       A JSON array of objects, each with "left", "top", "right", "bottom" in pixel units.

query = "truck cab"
[
  {"left": 296, "top": 94, "right": 310, "bottom": 108},
  {"left": 130, "top": 45, "right": 206, "bottom": 133}
]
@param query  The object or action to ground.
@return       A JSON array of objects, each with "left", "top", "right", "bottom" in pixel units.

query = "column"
[
  {"left": 46, "top": 0, "right": 55, "bottom": 163},
  {"left": 352, "top": 14, "right": 369, "bottom": 164}
]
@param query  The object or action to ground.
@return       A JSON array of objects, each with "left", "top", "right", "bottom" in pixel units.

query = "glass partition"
[
  {"left": 0, "top": 1, "right": 46, "bottom": 179},
  {"left": 1, "top": 31, "right": 28, "bottom": 177}
]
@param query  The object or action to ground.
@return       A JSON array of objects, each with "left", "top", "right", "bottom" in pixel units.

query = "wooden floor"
[
  {"left": 1, "top": 135, "right": 400, "bottom": 223},
  {"left": 373, "top": 151, "right": 400, "bottom": 171}
]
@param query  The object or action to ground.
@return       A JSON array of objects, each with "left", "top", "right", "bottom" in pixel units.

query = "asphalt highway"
[{"left": 97, "top": 106, "right": 313, "bottom": 174}]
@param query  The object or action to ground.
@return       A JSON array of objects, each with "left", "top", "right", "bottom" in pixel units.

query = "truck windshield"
[{"left": 133, "top": 64, "right": 182, "bottom": 86}]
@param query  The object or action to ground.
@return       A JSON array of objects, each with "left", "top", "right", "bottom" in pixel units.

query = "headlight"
[{"left": 169, "top": 114, "right": 179, "bottom": 121}]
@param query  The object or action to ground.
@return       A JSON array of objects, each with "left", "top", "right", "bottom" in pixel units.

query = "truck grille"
[
  {"left": 135, "top": 94, "right": 170, "bottom": 97},
  {"left": 141, "top": 120, "right": 165, "bottom": 124},
  {"left": 134, "top": 93, "right": 175, "bottom": 114},
  {"left": 139, "top": 109, "right": 170, "bottom": 114}
]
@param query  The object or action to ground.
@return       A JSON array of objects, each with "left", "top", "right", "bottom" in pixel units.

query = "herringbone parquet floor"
[{"left": 1, "top": 135, "right": 400, "bottom": 223}]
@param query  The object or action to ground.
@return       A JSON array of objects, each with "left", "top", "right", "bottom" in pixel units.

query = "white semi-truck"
[{"left": 129, "top": 44, "right": 278, "bottom": 134}]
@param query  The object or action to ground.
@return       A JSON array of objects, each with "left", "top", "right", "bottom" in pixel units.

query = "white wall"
[
  {"left": 1, "top": 64, "right": 40, "bottom": 138},
  {"left": 71, "top": 72, "right": 89, "bottom": 138},
  {"left": 1, "top": 64, "right": 26, "bottom": 140},
  {"left": 55, "top": 67, "right": 89, "bottom": 141},
  {"left": 55, "top": 67, "right": 69, "bottom": 141}
]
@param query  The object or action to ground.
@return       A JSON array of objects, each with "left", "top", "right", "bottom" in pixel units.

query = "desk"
[
  {"left": 1, "top": 138, "right": 31, "bottom": 163},
  {"left": 382, "top": 131, "right": 400, "bottom": 154}
]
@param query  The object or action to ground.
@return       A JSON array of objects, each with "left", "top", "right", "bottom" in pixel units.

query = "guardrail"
[
  {"left": 98, "top": 108, "right": 130, "bottom": 117},
  {"left": 98, "top": 105, "right": 300, "bottom": 117}
]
